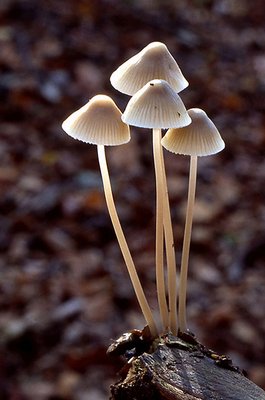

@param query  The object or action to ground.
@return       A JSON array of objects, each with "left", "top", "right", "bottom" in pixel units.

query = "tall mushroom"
[
  {"left": 161, "top": 108, "right": 225, "bottom": 332},
  {"left": 111, "top": 41, "right": 189, "bottom": 334},
  {"left": 62, "top": 94, "right": 158, "bottom": 337},
  {"left": 110, "top": 41, "right": 188, "bottom": 95},
  {"left": 122, "top": 80, "right": 191, "bottom": 332}
]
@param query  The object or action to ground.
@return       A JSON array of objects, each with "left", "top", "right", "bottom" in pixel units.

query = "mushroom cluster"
[{"left": 62, "top": 42, "right": 225, "bottom": 338}]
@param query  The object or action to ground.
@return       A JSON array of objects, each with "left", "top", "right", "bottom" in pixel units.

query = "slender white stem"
[
  {"left": 152, "top": 129, "right": 169, "bottom": 330},
  {"left": 97, "top": 144, "right": 158, "bottom": 337},
  {"left": 160, "top": 147, "right": 178, "bottom": 335},
  {"left": 178, "top": 155, "right": 198, "bottom": 332}
]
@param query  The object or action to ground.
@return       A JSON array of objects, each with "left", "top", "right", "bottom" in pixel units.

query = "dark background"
[{"left": 0, "top": 0, "right": 265, "bottom": 398}]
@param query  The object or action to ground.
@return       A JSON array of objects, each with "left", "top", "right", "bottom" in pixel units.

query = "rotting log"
[{"left": 109, "top": 330, "right": 265, "bottom": 400}]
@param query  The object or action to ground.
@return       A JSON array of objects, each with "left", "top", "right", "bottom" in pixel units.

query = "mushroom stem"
[
  {"left": 97, "top": 144, "right": 158, "bottom": 337},
  {"left": 152, "top": 129, "right": 169, "bottom": 330},
  {"left": 178, "top": 155, "right": 198, "bottom": 333},
  {"left": 160, "top": 147, "right": 178, "bottom": 335}
]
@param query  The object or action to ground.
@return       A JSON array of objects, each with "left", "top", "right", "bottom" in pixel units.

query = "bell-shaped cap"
[
  {"left": 161, "top": 108, "right": 225, "bottom": 156},
  {"left": 110, "top": 41, "right": 189, "bottom": 96},
  {"left": 122, "top": 79, "right": 191, "bottom": 129},
  {"left": 62, "top": 95, "right": 130, "bottom": 146}
]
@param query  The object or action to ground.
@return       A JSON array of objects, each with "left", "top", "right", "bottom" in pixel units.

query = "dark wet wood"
[{"left": 110, "top": 335, "right": 265, "bottom": 400}]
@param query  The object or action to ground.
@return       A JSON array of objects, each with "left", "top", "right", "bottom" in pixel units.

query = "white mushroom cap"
[
  {"left": 62, "top": 95, "right": 130, "bottom": 146},
  {"left": 110, "top": 41, "right": 189, "bottom": 95},
  {"left": 122, "top": 79, "right": 191, "bottom": 129},
  {"left": 161, "top": 108, "right": 225, "bottom": 156}
]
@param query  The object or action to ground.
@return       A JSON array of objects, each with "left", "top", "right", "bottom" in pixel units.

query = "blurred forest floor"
[{"left": 0, "top": 0, "right": 265, "bottom": 399}]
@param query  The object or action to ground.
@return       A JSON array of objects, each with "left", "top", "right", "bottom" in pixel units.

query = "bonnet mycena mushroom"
[
  {"left": 122, "top": 80, "right": 191, "bottom": 333},
  {"left": 162, "top": 108, "right": 225, "bottom": 332},
  {"left": 111, "top": 42, "right": 190, "bottom": 334},
  {"left": 110, "top": 41, "right": 188, "bottom": 96},
  {"left": 62, "top": 94, "right": 158, "bottom": 336}
]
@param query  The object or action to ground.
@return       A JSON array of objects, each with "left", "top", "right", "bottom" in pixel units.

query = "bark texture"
[{"left": 109, "top": 332, "right": 265, "bottom": 400}]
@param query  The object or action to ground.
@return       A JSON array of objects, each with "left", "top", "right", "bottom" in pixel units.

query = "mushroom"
[
  {"left": 110, "top": 41, "right": 188, "bottom": 96},
  {"left": 111, "top": 41, "right": 190, "bottom": 334},
  {"left": 122, "top": 80, "right": 191, "bottom": 332},
  {"left": 62, "top": 94, "right": 158, "bottom": 336},
  {"left": 161, "top": 108, "right": 225, "bottom": 332}
]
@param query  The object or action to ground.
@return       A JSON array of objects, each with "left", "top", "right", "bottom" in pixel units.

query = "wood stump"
[{"left": 108, "top": 330, "right": 265, "bottom": 400}]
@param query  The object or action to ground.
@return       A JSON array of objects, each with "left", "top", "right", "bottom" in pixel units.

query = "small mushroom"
[
  {"left": 122, "top": 79, "right": 191, "bottom": 129},
  {"left": 161, "top": 108, "right": 225, "bottom": 333},
  {"left": 62, "top": 94, "right": 157, "bottom": 336},
  {"left": 110, "top": 41, "right": 188, "bottom": 96},
  {"left": 122, "top": 80, "right": 191, "bottom": 333}
]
